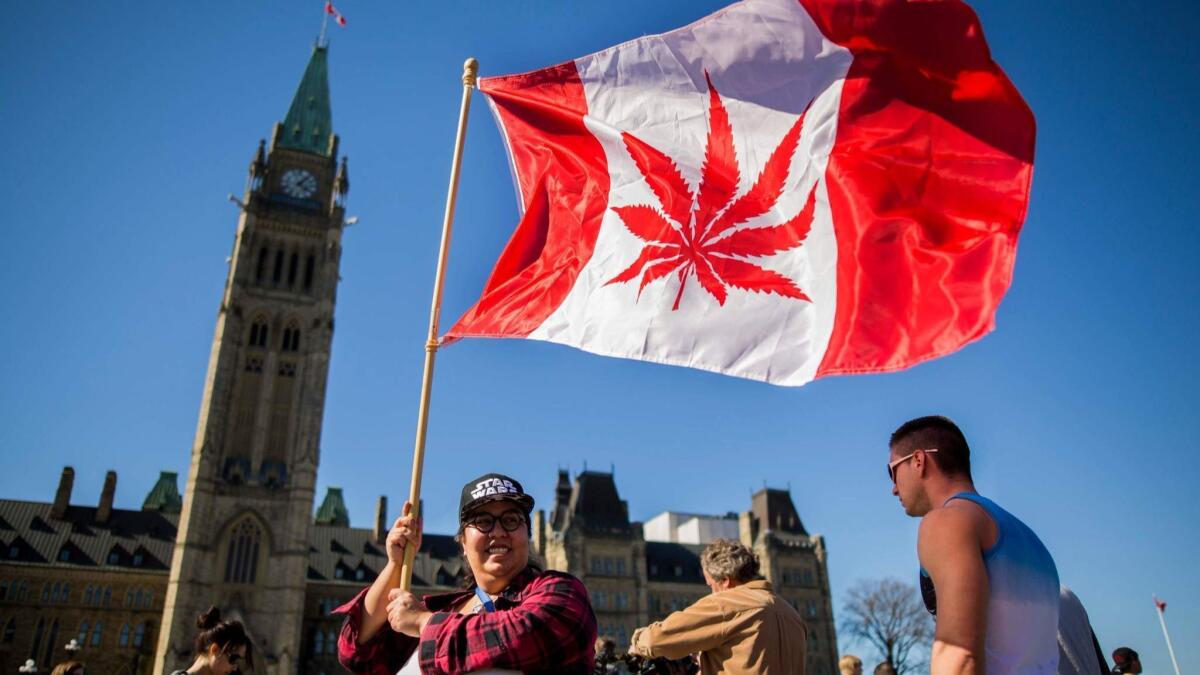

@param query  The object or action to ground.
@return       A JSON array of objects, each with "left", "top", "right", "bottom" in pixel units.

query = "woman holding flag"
[{"left": 334, "top": 473, "right": 597, "bottom": 674}]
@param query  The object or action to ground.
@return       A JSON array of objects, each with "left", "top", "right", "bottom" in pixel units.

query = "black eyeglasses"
[{"left": 466, "top": 509, "right": 527, "bottom": 533}]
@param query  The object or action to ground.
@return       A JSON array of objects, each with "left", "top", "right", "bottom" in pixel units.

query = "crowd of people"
[
  {"left": 34, "top": 416, "right": 1133, "bottom": 674},
  {"left": 318, "top": 416, "right": 1148, "bottom": 674}
]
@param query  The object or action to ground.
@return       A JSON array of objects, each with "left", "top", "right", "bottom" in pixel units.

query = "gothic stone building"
[
  {"left": 0, "top": 44, "right": 838, "bottom": 675},
  {"left": 0, "top": 469, "right": 838, "bottom": 674}
]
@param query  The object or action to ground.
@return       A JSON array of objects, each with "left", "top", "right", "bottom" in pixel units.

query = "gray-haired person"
[{"left": 629, "top": 538, "right": 808, "bottom": 674}]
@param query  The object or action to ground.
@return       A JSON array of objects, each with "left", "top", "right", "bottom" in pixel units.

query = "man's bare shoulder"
[{"left": 919, "top": 500, "right": 995, "bottom": 555}]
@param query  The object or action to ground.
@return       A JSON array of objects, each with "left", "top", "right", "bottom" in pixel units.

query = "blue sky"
[{"left": 1, "top": 1, "right": 1196, "bottom": 671}]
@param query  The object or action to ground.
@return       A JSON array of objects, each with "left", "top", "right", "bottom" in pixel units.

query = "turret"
[
  {"left": 315, "top": 487, "right": 350, "bottom": 527},
  {"left": 247, "top": 139, "right": 267, "bottom": 194}
]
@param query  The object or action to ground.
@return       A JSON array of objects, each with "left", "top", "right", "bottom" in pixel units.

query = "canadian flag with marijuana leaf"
[{"left": 447, "top": 0, "right": 1035, "bottom": 386}]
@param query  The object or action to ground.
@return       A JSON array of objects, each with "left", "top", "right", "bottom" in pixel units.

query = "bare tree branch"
[{"left": 839, "top": 577, "right": 934, "bottom": 675}]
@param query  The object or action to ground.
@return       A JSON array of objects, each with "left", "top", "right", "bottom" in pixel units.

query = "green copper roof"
[
  {"left": 315, "top": 486, "right": 350, "bottom": 526},
  {"left": 142, "top": 471, "right": 183, "bottom": 514},
  {"left": 278, "top": 45, "right": 333, "bottom": 157}
]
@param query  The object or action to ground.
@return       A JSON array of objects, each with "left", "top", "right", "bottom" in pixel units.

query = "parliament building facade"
[{"left": 0, "top": 46, "right": 838, "bottom": 675}]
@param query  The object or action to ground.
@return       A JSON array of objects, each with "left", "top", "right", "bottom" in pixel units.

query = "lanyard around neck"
[{"left": 474, "top": 586, "right": 497, "bottom": 613}]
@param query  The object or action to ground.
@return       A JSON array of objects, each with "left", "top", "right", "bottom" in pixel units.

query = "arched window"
[
  {"left": 273, "top": 249, "right": 285, "bottom": 283},
  {"left": 3, "top": 617, "right": 14, "bottom": 643},
  {"left": 60, "top": 583, "right": 70, "bottom": 603},
  {"left": 133, "top": 622, "right": 146, "bottom": 648},
  {"left": 287, "top": 252, "right": 299, "bottom": 286},
  {"left": 42, "top": 619, "right": 59, "bottom": 666},
  {"left": 248, "top": 320, "right": 270, "bottom": 349},
  {"left": 255, "top": 246, "right": 268, "bottom": 282},
  {"left": 282, "top": 324, "right": 300, "bottom": 352},
  {"left": 103, "top": 587, "right": 113, "bottom": 606},
  {"left": 224, "top": 518, "right": 263, "bottom": 584},
  {"left": 124, "top": 589, "right": 133, "bottom": 607},
  {"left": 0, "top": 580, "right": 7, "bottom": 600},
  {"left": 41, "top": 583, "right": 50, "bottom": 602},
  {"left": 313, "top": 629, "right": 325, "bottom": 655},
  {"left": 30, "top": 617, "right": 44, "bottom": 661},
  {"left": 84, "top": 585, "right": 93, "bottom": 605},
  {"left": 77, "top": 621, "right": 88, "bottom": 647},
  {"left": 303, "top": 254, "right": 315, "bottom": 292},
  {"left": 52, "top": 582, "right": 61, "bottom": 602},
  {"left": 144, "top": 589, "right": 154, "bottom": 608},
  {"left": 91, "top": 620, "right": 103, "bottom": 646},
  {"left": 119, "top": 623, "right": 131, "bottom": 647}
]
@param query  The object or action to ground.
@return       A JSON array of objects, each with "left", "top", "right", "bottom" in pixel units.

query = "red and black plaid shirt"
[{"left": 334, "top": 566, "right": 596, "bottom": 674}]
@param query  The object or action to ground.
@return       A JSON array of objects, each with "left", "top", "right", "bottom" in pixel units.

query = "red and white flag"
[
  {"left": 1155, "top": 596, "right": 1167, "bottom": 613},
  {"left": 447, "top": 0, "right": 1035, "bottom": 386},
  {"left": 325, "top": 1, "right": 347, "bottom": 26}
]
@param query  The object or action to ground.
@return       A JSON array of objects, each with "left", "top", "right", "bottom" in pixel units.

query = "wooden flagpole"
[{"left": 400, "top": 57, "right": 479, "bottom": 591}]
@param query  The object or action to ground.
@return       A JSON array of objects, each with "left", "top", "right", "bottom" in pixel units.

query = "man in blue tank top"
[{"left": 888, "top": 416, "right": 1060, "bottom": 674}]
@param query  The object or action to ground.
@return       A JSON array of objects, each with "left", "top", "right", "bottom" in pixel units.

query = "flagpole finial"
[{"left": 463, "top": 58, "right": 479, "bottom": 87}]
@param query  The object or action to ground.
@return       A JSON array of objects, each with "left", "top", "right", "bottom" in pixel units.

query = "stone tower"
[{"left": 154, "top": 45, "right": 349, "bottom": 675}]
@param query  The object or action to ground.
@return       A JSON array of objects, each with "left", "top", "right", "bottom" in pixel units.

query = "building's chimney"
[
  {"left": 51, "top": 466, "right": 75, "bottom": 519},
  {"left": 533, "top": 509, "right": 546, "bottom": 555},
  {"left": 373, "top": 495, "right": 388, "bottom": 542},
  {"left": 96, "top": 471, "right": 117, "bottom": 524},
  {"left": 738, "top": 510, "right": 756, "bottom": 548}
]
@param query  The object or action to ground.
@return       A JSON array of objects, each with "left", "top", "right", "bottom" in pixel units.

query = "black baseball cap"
[{"left": 459, "top": 473, "right": 535, "bottom": 519}]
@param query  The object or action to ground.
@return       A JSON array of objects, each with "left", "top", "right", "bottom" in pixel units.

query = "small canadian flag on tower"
[{"left": 324, "top": 1, "right": 346, "bottom": 26}]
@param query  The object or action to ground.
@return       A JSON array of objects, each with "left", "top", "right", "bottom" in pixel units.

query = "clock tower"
[{"left": 154, "top": 45, "right": 350, "bottom": 674}]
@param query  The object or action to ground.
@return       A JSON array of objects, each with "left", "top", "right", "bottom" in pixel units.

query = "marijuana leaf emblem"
[{"left": 606, "top": 73, "right": 817, "bottom": 311}]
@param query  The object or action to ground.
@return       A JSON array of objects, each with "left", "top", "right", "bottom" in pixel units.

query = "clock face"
[{"left": 281, "top": 168, "right": 318, "bottom": 199}]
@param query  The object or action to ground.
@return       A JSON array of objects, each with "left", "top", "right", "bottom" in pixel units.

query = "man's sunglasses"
[
  {"left": 465, "top": 509, "right": 527, "bottom": 534},
  {"left": 887, "top": 448, "right": 938, "bottom": 483}
]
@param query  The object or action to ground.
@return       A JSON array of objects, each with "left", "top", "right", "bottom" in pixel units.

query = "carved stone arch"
[{"left": 216, "top": 511, "right": 273, "bottom": 586}]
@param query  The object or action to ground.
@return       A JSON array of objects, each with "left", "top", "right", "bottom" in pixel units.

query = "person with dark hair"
[
  {"left": 872, "top": 663, "right": 896, "bottom": 675},
  {"left": 335, "top": 472, "right": 597, "bottom": 674},
  {"left": 628, "top": 538, "right": 807, "bottom": 673},
  {"left": 170, "top": 606, "right": 252, "bottom": 675},
  {"left": 888, "top": 415, "right": 1060, "bottom": 674},
  {"left": 1110, "top": 647, "right": 1142, "bottom": 674}
]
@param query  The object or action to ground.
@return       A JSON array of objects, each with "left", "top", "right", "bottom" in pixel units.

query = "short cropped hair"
[
  {"left": 890, "top": 415, "right": 972, "bottom": 480},
  {"left": 839, "top": 654, "right": 863, "bottom": 674},
  {"left": 700, "top": 539, "right": 760, "bottom": 584}
]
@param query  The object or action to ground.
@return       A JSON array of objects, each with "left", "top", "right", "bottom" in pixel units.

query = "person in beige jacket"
[{"left": 629, "top": 539, "right": 808, "bottom": 674}]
